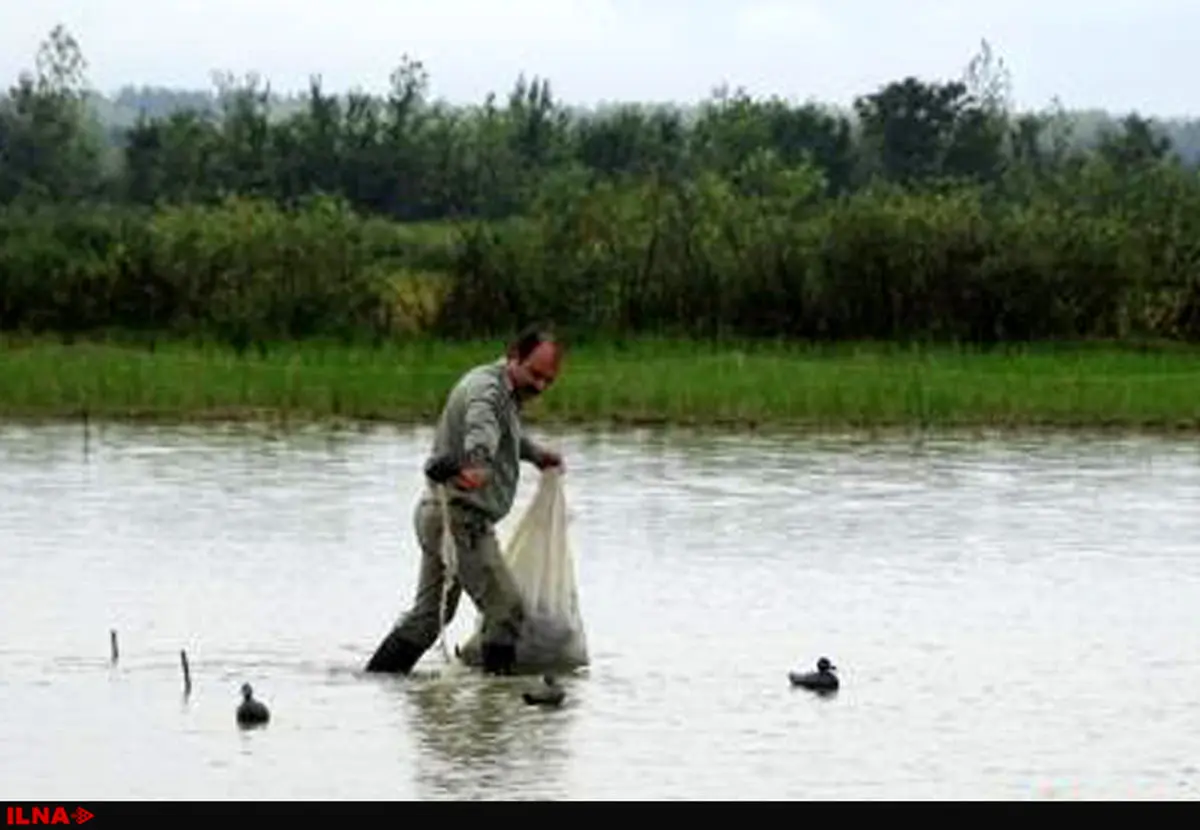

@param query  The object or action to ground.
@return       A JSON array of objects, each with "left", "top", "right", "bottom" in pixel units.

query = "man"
[{"left": 364, "top": 326, "right": 564, "bottom": 676}]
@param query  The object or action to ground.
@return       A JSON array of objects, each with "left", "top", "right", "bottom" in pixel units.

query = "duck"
[
  {"left": 522, "top": 674, "right": 565, "bottom": 707},
  {"left": 236, "top": 683, "right": 271, "bottom": 727},
  {"left": 788, "top": 657, "right": 839, "bottom": 693}
]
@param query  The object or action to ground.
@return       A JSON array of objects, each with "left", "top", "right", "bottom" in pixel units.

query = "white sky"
[{"left": 1, "top": 0, "right": 1196, "bottom": 115}]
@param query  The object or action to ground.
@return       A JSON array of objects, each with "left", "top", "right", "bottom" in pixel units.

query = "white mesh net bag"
[{"left": 455, "top": 468, "right": 589, "bottom": 672}]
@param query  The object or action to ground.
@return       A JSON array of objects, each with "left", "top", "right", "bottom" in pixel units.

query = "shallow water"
[{"left": 3, "top": 421, "right": 1199, "bottom": 800}]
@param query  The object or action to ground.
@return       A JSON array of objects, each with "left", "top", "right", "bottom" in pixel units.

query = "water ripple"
[{"left": 1, "top": 422, "right": 1199, "bottom": 799}]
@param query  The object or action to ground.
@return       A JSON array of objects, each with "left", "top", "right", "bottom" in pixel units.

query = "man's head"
[{"left": 505, "top": 325, "right": 563, "bottom": 404}]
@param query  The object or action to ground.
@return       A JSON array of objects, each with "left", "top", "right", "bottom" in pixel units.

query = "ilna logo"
[{"left": 5, "top": 807, "right": 93, "bottom": 825}]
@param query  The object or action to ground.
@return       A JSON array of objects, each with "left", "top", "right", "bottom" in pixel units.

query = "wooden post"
[{"left": 180, "top": 649, "right": 192, "bottom": 696}]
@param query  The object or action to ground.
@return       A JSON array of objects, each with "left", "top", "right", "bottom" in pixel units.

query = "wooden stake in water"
[
  {"left": 180, "top": 649, "right": 192, "bottom": 696},
  {"left": 110, "top": 629, "right": 118, "bottom": 664}
]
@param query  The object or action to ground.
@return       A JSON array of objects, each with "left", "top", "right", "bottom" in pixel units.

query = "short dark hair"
[{"left": 507, "top": 324, "right": 561, "bottom": 361}]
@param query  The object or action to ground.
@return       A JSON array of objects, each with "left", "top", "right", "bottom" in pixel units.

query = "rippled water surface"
[{"left": 3, "top": 421, "right": 1199, "bottom": 800}]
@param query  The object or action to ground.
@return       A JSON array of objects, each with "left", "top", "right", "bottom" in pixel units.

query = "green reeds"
[{"left": 1, "top": 337, "right": 1198, "bottom": 430}]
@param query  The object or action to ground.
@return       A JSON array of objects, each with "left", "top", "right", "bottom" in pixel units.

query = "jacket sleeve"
[
  {"left": 462, "top": 384, "right": 501, "bottom": 467},
  {"left": 519, "top": 434, "right": 545, "bottom": 464}
]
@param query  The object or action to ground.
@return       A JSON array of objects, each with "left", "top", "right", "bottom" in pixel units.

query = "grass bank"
[{"left": 2, "top": 337, "right": 1199, "bottom": 430}]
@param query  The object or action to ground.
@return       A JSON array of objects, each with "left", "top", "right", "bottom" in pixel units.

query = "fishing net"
[{"left": 455, "top": 467, "right": 589, "bottom": 673}]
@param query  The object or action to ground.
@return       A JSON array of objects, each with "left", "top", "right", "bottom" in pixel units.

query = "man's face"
[{"left": 508, "top": 341, "right": 561, "bottom": 403}]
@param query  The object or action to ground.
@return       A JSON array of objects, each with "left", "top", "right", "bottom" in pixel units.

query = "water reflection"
[
  {"left": 5, "top": 422, "right": 1200, "bottom": 799},
  {"left": 393, "top": 669, "right": 578, "bottom": 799}
]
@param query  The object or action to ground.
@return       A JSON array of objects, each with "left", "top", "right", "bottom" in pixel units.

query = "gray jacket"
[{"left": 425, "top": 358, "right": 546, "bottom": 523}]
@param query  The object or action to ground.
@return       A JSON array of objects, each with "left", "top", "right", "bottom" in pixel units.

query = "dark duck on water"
[
  {"left": 789, "top": 657, "right": 839, "bottom": 693},
  {"left": 522, "top": 674, "right": 566, "bottom": 707},
  {"left": 236, "top": 683, "right": 271, "bottom": 727}
]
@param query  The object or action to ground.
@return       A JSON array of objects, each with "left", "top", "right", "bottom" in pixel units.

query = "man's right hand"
[{"left": 455, "top": 466, "right": 488, "bottom": 490}]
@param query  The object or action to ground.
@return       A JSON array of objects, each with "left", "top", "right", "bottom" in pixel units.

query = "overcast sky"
[{"left": 1, "top": 0, "right": 1195, "bottom": 116}]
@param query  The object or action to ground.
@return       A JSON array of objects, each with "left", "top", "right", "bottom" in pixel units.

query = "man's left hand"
[{"left": 537, "top": 449, "right": 564, "bottom": 471}]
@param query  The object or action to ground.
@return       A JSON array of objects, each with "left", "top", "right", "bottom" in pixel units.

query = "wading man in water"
[{"left": 364, "top": 326, "right": 564, "bottom": 676}]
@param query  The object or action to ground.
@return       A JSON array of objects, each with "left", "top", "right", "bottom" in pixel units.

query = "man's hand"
[
  {"left": 455, "top": 466, "right": 489, "bottom": 489},
  {"left": 536, "top": 449, "right": 564, "bottom": 471},
  {"left": 424, "top": 453, "right": 489, "bottom": 489}
]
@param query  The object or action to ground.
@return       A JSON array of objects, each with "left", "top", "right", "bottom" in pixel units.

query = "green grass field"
[{"left": 2, "top": 336, "right": 1199, "bottom": 431}]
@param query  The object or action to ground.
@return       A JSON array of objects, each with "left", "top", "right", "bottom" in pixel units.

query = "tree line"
[{"left": 2, "top": 24, "right": 1198, "bottom": 348}]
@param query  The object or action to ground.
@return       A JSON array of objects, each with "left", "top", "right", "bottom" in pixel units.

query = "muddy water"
[{"left": 2, "top": 422, "right": 1198, "bottom": 800}]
